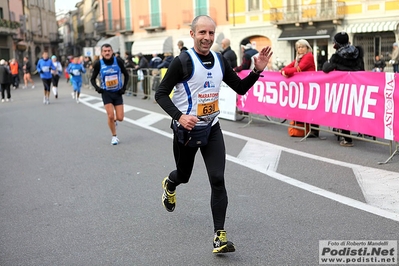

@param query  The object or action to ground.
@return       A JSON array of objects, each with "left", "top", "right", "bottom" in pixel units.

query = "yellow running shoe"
[
  {"left": 213, "top": 230, "right": 235, "bottom": 253},
  {"left": 162, "top": 177, "right": 176, "bottom": 212}
]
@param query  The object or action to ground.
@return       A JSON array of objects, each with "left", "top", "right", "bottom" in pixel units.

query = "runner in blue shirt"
[
  {"left": 67, "top": 55, "right": 86, "bottom": 103},
  {"left": 36, "top": 52, "right": 56, "bottom": 104},
  {"left": 90, "top": 44, "right": 129, "bottom": 145}
]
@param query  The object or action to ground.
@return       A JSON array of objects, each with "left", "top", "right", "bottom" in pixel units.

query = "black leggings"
[
  {"left": 1, "top": 84, "right": 11, "bottom": 99},
  {"left": 52, "top": 75, "right": 60, "bottom": 87},
  {"left": 168, "top": 122, "right": 227, "bottom": 232}
]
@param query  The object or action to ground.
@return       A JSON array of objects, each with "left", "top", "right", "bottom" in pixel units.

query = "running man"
[
  {"left": 90, "top": 44, "right": 129, "bottom": 145},
  {"left": 67, "top": 55, "right": 85, "bottom": 103},
  {"left": 155, "top": 15, "right": 272, "bottom": 254},
  {"left": 36, "top": 52, "right": 56, "bottom": 104}
]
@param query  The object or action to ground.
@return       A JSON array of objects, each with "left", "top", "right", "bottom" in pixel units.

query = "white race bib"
[
  {"left": 72, "top": 69, "right": 81, "bottom": 76},
  {"left": 105, "top": 74, "right": 118, "bottom": 88}
]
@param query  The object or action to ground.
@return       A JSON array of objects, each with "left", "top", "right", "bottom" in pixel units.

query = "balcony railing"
[
  {"left": 270, "top": 1, "right": 345, "bottom": 25},
  {"left": 96, "top": 18, "right": 134, "bottom": 36},
  {"left": 0, "top": 19, "right": 20, "bottom": 35},
  {"left": 182, "top": 8, "right": 217, "bottom": 25},
  {"left": 105, "top": 19, "right": 121, "bottom": 34},
  {"left": 138, "top": 13, "right": 166, "bottom": 31},
  {"left": 120, "top": 17, "right": 133, "bottom": 34}
]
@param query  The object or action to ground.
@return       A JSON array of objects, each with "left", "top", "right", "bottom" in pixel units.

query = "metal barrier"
[
  {"left": 238, "top": 112, "right": 397, "bottom": 165},
  {"left": 378, "top": 141, "right": 399, "bottom": 165},
  {"left": 125, "top": 68, "right": 159, "bottom": 99}
]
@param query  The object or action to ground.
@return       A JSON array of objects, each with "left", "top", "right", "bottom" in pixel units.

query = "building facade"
[
  {"left": 8, "top": 0, "right": 25, "bottom": 65},
  {"left": 60, "top": 0, "right": 398, "bottom": 72},
  {"left": 342, "top": 0, "right": 398, "bottom": 72},
  {"left": 0, "top": 0, "right": 22, "bottom": 61},
  {"left": 90, "top": 0, "right": 230, "bottom": 58},
  {"left": 229, "top": 0, "right": 398, "bottom": 71},
  {"left": 23, "top": 0, "right": 59, "bottom": 66}
]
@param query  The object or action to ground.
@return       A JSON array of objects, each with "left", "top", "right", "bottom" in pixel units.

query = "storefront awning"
[
  {"left": 345, "top": 21, "right": 399, "bottom": 33},
  {"left": 277, "top": 27, "right": 334, "bottom": 41},
  {"left": 96, "top": 36, "right": 120, "bottom": 52},
  {"left": 131, "top": 36, "right": 173, "bottom": 55}
]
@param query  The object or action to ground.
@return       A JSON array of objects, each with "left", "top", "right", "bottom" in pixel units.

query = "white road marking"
[
  {"left": 79, "top": 94, "right": 399, "bottom": 221},
  {"left": 92, "top": 101, "right": 105, "bottom": 108},
  {"left": 80, "top": 95, "right": 99, "bottom": 102},
  {"left": 237, "top": 141, "right": 281, "bottom": 172},
  {"left": 227, "top": 155, "right": 399, "bottom": 222},
  {"left": 136, "top": 113, "right": 167, "bottom": 126},
  {"left": 225, "top": 131, "right": 399, "bottom": 215},
  {"left": 124, "top": 105, "right": 136, "bottom": 113},
  {"left": 353, "top": 166, "right": 399, "bottom": 214}
]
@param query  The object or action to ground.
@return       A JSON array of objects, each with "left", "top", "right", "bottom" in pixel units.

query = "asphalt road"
[{"left": 1, "top": 76, "right": 398, "bottom": 266}]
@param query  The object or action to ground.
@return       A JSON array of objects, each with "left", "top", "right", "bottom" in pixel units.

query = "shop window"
[{"left": 248, "top": 0, "right": 260, "bottom": 11}]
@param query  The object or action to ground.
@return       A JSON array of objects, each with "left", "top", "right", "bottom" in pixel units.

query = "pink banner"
[{"left": 237, "top": 71, "right": 398, "bottom": 141}]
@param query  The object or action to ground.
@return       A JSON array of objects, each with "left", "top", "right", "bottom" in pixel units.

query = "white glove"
[{"left": 389, "top": 60, "right": 395, "bottom": 65}]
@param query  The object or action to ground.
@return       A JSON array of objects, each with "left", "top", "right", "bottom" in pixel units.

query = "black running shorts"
[
  {"left": 101, "top": 90, "right": 123, "bottom": 106},
  {"left": 42, "top": 78, "right": 52, "bottom": 91}
]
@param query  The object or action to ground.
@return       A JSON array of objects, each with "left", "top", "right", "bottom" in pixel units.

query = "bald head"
[
  {"left": 221, "top": 38, "right": 231, "bottom": 50},
  {"left": 191, "top": 15, "right": 216, "bottom": 32}
]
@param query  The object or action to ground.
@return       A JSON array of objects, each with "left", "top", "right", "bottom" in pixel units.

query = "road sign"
[{"left": 83, "top": 47, "right": 94, "bottom": 58}]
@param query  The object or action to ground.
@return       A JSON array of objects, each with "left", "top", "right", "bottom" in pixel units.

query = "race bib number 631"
[{"left": 197, "top": 99, "right": 219, "bottom": 116}]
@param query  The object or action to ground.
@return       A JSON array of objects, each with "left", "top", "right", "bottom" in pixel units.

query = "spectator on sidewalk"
[
  {"left": 177, "top": 40, "right": 188, "bottom": 54},
  {"left": 83, "top": 56, "right": 92, "bottom": 87},
  {"left": 388, "top": 42, "right": 399, "bottom": 73},
  {"left": 281, "top": 39, "right": 318, "bottom": 137},
  {"left": 9, "top": 58, "right": 19, "bottom": 89},
  {"left": 23, "top": 56, "right": 35, "bottom": 89},
  {"left": 149, "top": 52, "right": 163, "bottom": 96},
  {"left": 135, "top": 53, "right": 150, "bottom": 99},
  {"left": 233, "top": 39, "right": 259, "bottom": 73},
  {"left": 124, "top": 52, "right": 136, "bottom": 96},
  {"left": 372, "top": 55, "right": 386, "bottom": 72},
  {"left": 323, "top": 32, "right": 364, "bottom": 147},
  {"left": 149, "top": 52, "right": 162, "bottom": 69},
  {"left": 151, "top": 52, "right": 174, "bottom": 97},
  {"left": 157, "top": 52, "right": 173, "bottom": 69},
  {"left": 221, "top": 38, "right": 237, "bottom": 68},
  {"left": 0, "top": 59, "right": 12, "bottom": 102}
]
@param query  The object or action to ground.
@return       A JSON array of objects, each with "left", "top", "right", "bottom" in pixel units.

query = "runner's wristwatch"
[{"left": 252, "top": 68, "right": 262, "bottom": 74}]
